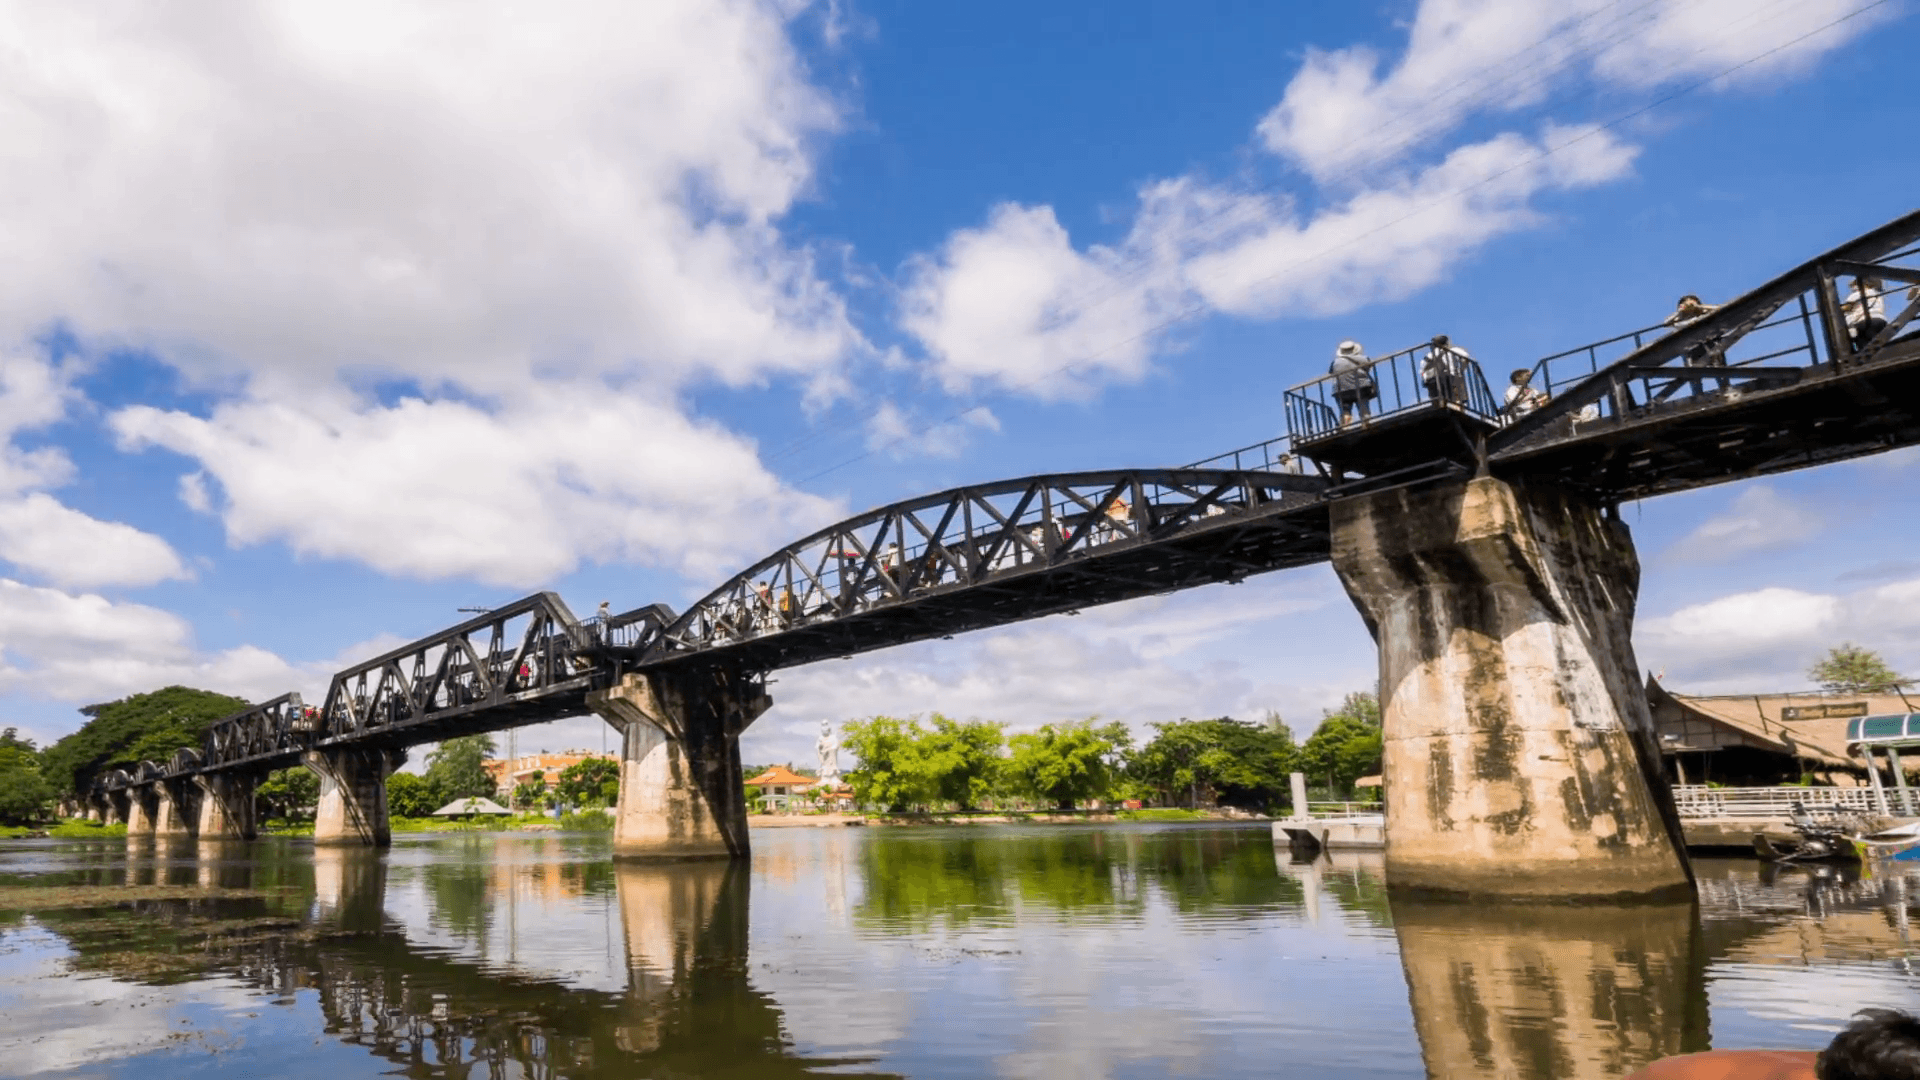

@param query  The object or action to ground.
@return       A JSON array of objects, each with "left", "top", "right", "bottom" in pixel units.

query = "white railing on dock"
[
  {"left": 1670, "top": 785, "right": 1880, "bottom": 819},
  {"left": 1305, "top": 801, "right": 1382, "bottom": 819}
]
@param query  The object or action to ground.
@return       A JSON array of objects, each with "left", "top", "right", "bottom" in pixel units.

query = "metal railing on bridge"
[
  {"left": 1498, "top": 215, "right": 1920, "bottom": 459},
  {"left": 1283, "top": 339, "right": 1501, "bottom": 444}
]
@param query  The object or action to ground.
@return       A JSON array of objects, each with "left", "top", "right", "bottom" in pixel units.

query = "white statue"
[{"left": 816, "top": 719, "right": 842, "bottom": 788}]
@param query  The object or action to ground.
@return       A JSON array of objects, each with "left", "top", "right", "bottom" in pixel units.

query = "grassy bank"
[{"left": 0, "top": 819, "right": 129, "bottom": 840}]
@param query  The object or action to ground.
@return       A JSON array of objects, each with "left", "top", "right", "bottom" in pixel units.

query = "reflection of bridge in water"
[
  {"left": 27, "top": 832, "right": 1920, "bottom": 1080},
  {"left": 86, "top": 211, "right": 1920, "bottom": 897}
]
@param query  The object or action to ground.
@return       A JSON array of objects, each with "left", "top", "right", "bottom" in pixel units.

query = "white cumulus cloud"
[
  {"left": 898, "top": 0, "right": 1878, "bottom": 402},
  {"left": 114, "top": 381, "right": 844, "bottom": 587},
  {"left": 0, "top": 578, "right": 305, "bottom": 703}
]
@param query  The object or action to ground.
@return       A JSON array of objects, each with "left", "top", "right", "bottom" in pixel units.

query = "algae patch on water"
[{"left": 0, "top": 885, "right": 296, "bottom": 911}]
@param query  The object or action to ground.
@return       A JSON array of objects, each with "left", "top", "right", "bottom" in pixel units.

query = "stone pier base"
[
  {"left": 588, "top": 668, "right": 769, "bottom": 860},
  {"left": 195, "top": 772, "right": 258, "bottom": 841},
  {"left": 306, "top": 749, "right": 404, "bottom": 847},
  {"left": 126, "top": 788, "right": 160, "bottom": 838},
  {"left": 154, "top": 781, "right": 196, "bottom": 839},
  {"left": 1331, "top": 476, "right": 1692, "bottom": 900}
]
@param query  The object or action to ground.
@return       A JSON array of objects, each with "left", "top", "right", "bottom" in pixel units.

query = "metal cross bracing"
[
  {"left": 623, "top": 468, "right": 1332, "bottom": 673},
  {"left": 1488, "top": 209, "right": 1920, "bottom": 499},
  {"left": 96, "top": 593, "right": 611, "bottom": 795}
]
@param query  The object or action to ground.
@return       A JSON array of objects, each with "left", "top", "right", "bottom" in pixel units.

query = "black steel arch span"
[{"left": 625, "top": 467, "right": 1332, "bottom": 674}]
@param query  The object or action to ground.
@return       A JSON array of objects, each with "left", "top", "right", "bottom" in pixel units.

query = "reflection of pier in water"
[
  {"left": 49, "top": 849, "right": 899, "bottom": 1080},
  {"left": 1278, "top": 845, "right": 1920, "bottom": 1078}
]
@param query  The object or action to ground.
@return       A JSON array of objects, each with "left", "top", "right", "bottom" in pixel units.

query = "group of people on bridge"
[{"left": 1322, "top": 273, "right": 1914, "bottom": 434}]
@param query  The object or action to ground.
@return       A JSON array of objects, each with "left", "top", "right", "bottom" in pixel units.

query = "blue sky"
[{"left": 0, "top": 0, "right": 1914, "bottom": 767}]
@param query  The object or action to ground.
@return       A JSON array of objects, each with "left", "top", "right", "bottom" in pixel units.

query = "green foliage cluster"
[
  {"left": 1809, "top": 643, "right": 1910, "bottom": 694},
  {"left": 511, "top": 770, "right": 552, "bottom": 810},
  {"left": 1129, "top": 717, "right": 1297, "bottom": 810},
  {"left": 839, "top": 698, "right": 1380, "bottom": 815},
  {"left": 40, "top": 686, "right": 250, "bottom": 794},
  {"left": 1006, "top": 720, "right": 1132, "bottom": 810},
  {"left": 0, "top": 728, "right": 54, "bottom": 826},
  {"left": 556, "top": 757, "right": 619, "bottom": 807},
  {"left": 1297, "top": 692, "right": 1384, "bottom": 797},
  {"left": 424, "top": 735, "right": 498, "bottom": 803},
  {"left": 256, "top": 766, "right": 320, "bottom": 822}
]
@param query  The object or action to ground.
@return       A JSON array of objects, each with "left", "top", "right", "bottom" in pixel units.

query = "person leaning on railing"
[
  {"left": 1663, "top": 293, "right": 1729, "bottom": 392},
  {"left": 1502, "top": 367, "right": 1548, "bottom": 420},
  {"left": 1328, "top": 339, "right": 1377, "bottom": 426}
]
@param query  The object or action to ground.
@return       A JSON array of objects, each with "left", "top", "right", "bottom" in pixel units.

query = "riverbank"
[{"left": 751, "top": 808, "right": 1273, "bottom": 828}]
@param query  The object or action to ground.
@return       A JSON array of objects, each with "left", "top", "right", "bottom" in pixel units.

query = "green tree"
[
  {"left": 0, "top": 729, "right": 53, "bottom": 825},
  {"left": 843, "top": 715, "right": 933, "bottom": 812},
  {"left": 385, "top": 771, "right": 437, "bottom": 818},
  {"left": 1129, "top": 717, "right": 1297, "bottom": 810},
  {"left": 40, "top": 686, "right": 251, "bottom": 794},
  {"left": 1298, "top": 712, "right": 1383, "bottom": 798},
  {"left": 1006, "top": 719, "right": 1131, "bottom": 810},
  {"left": 257, "top": 766, "right": 319, "bottom": 822},
  {"left": 557, "top": 756, "right": 620, "bottom": 806},
  {"left": 511, "top": 770, "right": 550, "bottom": 810},
  {"left": 424, "top": 735, "right": 498, "bottom": 802},
  {"left": 920, "top": 715, "right": 1004, "bottom": 810},
  {"left": 1809, "top": 643, "right": 1910, "bottom": 694}
]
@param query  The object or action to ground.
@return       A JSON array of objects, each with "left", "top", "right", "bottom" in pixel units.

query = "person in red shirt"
[{"left": 1627, "top": 1010, "right": 1920, "bottom": 1080}]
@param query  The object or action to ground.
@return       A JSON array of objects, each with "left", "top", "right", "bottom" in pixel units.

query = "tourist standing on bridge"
[
  {"left": 1664, "top": 293, "right": 1729, "bottom": 392},
  {"left": 1503, "top": 368, "right": 1547, "bottom": 419},
  {"left": 1328, "top": 340, "right": 1376, "bottom": 426},
  {"left": 1845, "top": 277, "right": 1888, "bottom": 350},
  {"left": 1421, "top": 335, "right": 1469, "bottom": 406}
]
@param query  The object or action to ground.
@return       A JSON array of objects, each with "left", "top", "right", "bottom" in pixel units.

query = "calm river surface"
[{"left": 2, "top": 824, "right": 1919, "bottom": 1078}]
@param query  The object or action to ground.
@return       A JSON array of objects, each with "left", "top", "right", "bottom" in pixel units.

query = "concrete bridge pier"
[
  {"left": 305, "top": 748, "right": 405, "bottom": 847},
  {"left": 105, "top": 789, "right": 130, "bottom": 827},
  {"left": 153, "top": 779, "right": 197, "bottom": 839},
  {"left": 1331, "top": 475, "right": 1692, "bottom": 900},
  {"left": 194, "top": 771, "right": 258, "bottom": 841},
  {"left": 588, "top": 667, "right": 770, "bottom": 860},
  {"left": 126, "top": 786, "right": 160, "bottom": 838}
]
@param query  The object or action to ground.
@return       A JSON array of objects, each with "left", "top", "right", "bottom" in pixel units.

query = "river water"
[{"left": 1, "top": 824, "right": 1917, "bottom": 1079}]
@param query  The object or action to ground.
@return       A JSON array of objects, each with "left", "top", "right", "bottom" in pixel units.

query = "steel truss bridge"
[{"left": 93, "top": 209, "right": 1920, "bottom": 803}]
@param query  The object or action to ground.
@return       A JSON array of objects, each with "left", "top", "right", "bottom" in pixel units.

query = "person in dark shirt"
[
  {"left": 1328, "top": 339, "right": 1376, "bottom": 426},
  {"left": 1627, "top": 1009, "right": 1920, "bottom": 1080}
]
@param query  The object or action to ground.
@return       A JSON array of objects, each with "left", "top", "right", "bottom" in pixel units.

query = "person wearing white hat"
[{"left": 1328, "top": 339, "right": 1376, "bottom": 426}]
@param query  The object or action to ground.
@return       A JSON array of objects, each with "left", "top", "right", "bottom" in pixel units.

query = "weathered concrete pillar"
[
  {"left": 105, "top": 789, "right": 131, "bottom": 826},
  {"left": 1331, "top": 475, "right": 1692, "bottom": 900},
  {"left": 588, "top": 667, "right": 769, "bottom": 860},
  {"left": 126, "top": 786, "right": 160, "bottom": 837},
  {"left": 305, "top": 748, "right": 405, "bottom": 847},
  {"left": 153, "top": 780, "right": 197, "bottom": 839},
  {"left": 194, "top": 772, "right": 258, "bottom": 841},
  {"left": 1391, "top": 897, "right": 1706, "bottom": 1078}
]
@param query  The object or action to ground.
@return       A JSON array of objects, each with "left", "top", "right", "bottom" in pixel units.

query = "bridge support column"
[
  {"left": 105, "top": 789, "right": 130, "bottom": 827},
  {"left": 306, "top": 748, "right": 404, "bottom": 847},
  {"left": 194, "top": 772, "right": 258, "bottom": 841},
  {"left": 126, "top": 787, "right": 159, "bottom": 837},
  {"left": 1331, "top": 475, "right": 1692, "bottom": 900},
  {"left": 588, "top": 668, "right": 769, "bottom": 860},
  {"left": 153, "top": 780, "right": 197, "bottom": 839}
]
